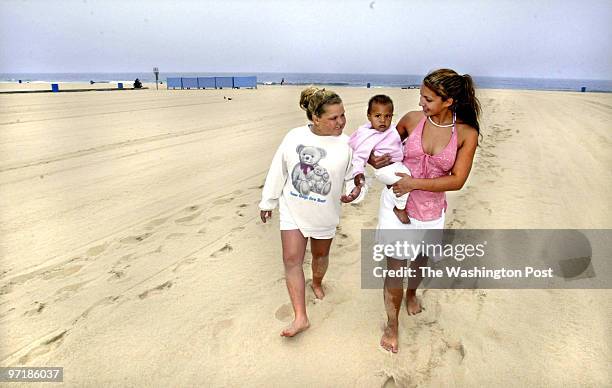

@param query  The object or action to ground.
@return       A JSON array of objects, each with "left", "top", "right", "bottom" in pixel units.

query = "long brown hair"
[{"left": 423, "top": 69, "right": 481, "bottom": 133}]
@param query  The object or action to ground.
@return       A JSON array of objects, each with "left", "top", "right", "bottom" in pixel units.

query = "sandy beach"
[{"left": 0, "top": 84, "right": 610, "bottom": 386}]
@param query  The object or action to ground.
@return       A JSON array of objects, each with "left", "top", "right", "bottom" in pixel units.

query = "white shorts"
[
  {"left": 375, "top": 188, "right": 445, "bottom": 262},
  {"left": 278, "top": 198, "right": 336, "bottom": 239},
  {"left": 373, "top": 162, "right": 411, "bottom": 210}
]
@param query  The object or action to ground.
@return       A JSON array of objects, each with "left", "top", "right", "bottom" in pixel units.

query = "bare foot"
[
  {"left": 406, "top": 294, "right": 423, "bottom": 315},
  {"left": 393, "top": 207, "right": 411, "bottom": 224},
  {"left": 380, "top": 323, "right": 399, "bottom": 353},
  {"left": 311, "top": 283, "right": 325, "bottom": 299},
  {"left": 280, "top": 318, "right": 310, "bottom": 337}
]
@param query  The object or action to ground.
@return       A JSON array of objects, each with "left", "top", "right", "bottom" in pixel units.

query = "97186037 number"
[{"left": 0, "top": 367, "right": 63, "bottom": 382}]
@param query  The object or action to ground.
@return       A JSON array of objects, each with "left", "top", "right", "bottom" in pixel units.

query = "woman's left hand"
[{"left": 391, "top": 173, "right": 416, "bottom": 196}]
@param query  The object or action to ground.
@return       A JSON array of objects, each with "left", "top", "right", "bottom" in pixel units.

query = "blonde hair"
[{"left": 299, "top": 86, "right": 342, "bottom": 121}]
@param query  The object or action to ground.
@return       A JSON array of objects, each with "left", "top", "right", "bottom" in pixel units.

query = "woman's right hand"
[
  {"left": 367, "top": 152, "right": 392, "bottom": 169},
  {"left": 260, "top": 210, "right": 272, "bottom": 223}
]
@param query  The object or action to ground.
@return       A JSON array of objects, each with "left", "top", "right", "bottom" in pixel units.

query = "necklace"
[{"left": 427, "top": 113, "right": 455, "bottom": 128}]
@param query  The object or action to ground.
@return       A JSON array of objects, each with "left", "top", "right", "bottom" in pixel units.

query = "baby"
[{"left": 348, "top": 95, "right": 411, "bottom": 224}]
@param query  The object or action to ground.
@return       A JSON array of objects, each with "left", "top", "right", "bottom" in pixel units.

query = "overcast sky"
[{"left": 1, "top": 0, "right": 611, "bottom": 79}]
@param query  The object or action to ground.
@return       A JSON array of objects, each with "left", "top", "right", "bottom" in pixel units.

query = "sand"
[
  {"left": 0, "top": 84, "right": 610, "bottom": 386},
  {"left": 0, "top": 81, "right": 142, "bottom": 92}
]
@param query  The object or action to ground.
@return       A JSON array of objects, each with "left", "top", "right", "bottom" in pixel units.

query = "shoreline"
[{"left": 2, "top": 73, "right": 611, "bottom": 93}]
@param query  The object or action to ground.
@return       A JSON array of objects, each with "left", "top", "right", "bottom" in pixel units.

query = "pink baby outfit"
[
  {"left": 348, "top": 123, "right": 404, "bottom": 176},
  {"left": 403, "top": 116, "right": 458, "bottom": 221}
]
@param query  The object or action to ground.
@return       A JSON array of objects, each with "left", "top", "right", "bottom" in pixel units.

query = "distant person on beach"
[
  {"left": 259, "top": 86, "right": 363, "bottom": 337},
  {"left": 133, "top": 78, "right": 142, "bottom": 89},
  {"left": 369, "top": 69, "right": 481, "bottom": 353},
  {"left": 281, "top": 78, "right": 285, "bottom": 86},
  {"left": 348, "top": 94, "right": 412, "bottom": 224}
]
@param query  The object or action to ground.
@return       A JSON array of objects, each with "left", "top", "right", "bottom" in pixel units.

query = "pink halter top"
[{"left": 403, "top": 116, "right": 458, "bottom": 221}]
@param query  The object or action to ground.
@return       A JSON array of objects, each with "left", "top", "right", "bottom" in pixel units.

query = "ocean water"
[{"left": 1, "top": 72, "right": 611, "bottom": 92}]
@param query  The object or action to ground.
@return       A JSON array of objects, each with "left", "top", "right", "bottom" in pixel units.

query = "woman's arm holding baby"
[{"left": 392, "top": 126, "right": 478, "bottom": 194}]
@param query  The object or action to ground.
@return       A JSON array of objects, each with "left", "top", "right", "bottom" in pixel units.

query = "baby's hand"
[
  {"left": 342, "top": 174, "right": 365, "bottom": 203},
  {"left": 367, "top": 152, "right": 392, "bottom": 169},
  {"left": 354, "top": 173, "right": 365, "bottom": 187},
  {"left": 260, "top": 210, "right": 272, "bottom": 223},
  {"left": 341, "top": 185, "right": 362, "bottom": 203}
]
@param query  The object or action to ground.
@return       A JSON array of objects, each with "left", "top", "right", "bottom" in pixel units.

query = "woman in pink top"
[{"left": 369, "top": 69, "right": 481, "bottom": 353}]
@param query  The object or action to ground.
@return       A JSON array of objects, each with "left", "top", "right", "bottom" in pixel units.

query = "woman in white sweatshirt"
[{"left": 259, "top": 87, "right": 362, "bottom": 337}]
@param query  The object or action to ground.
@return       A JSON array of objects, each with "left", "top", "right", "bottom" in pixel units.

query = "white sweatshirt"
[{"left": 259, "top": 125, "right": 355, "bottom": 236}]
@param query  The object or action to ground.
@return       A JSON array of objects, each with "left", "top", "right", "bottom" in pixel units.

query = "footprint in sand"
[
  {"left": 208, "top": 216, "right": 222, "bottom": 222},
  {"left": 86, "top": 243, "right": 108, "bottom": 257},
  {"left": 442, "top": 339, "right": 466, "bottom": 363},
  {"left": 172, "top": 257, "right": 200, "bottom": 273},
  {"left": 175, "top": 210, "right": 203, "bottom": 224},
  {"left": 24, "top": 301, "right": 46, "bottom": 316},
  {"left": 150, "top": 217, "right": 170, "bottom": 225},
  {"left": 0, "top": 282, "right": 14, "bottom": 295},
  {"left": 336, "top": 232, "right": 357, "bottom": 251},
  {"left": 212, "top": 197, "right": 234, "bottom": 205},
  {"left": 19, "top": 330, "right": 68, "bottom": 364},
  {"left": 231, "top": 226, "right": 245, "bottom": 232},
  {"left": 54, "top": 281, "right": 90, "bottom": 301},
  {"left": 145, "top": 217, "right": 169, "bottom": 230},
  {"left": 72, "top": 296, "right": 121, "bottom": 325},
  {"left": 210, "top": 243, "right": 233, "bottom": 258},
  {"left": 120, "top": 232, "right": 152, "bottom": 244},
  {"left": 115, "top": 253, "right": 136, "bottom": 266},
  {"left": 42, "top": 265, "right": 83, "bottom": 280},
  {"left": 138, "top": 281, "right": 173, "bottom": 299},
  {"left": 166, "top": 233, "right": 186, "bottom": 240},
  {"left": 107, "top": 269, "right": 126, "bottom": 281},
  {"left": 275, "top": 303, "right": 293, "bottom": 322}
]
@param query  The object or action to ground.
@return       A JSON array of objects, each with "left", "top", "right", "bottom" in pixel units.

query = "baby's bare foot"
[{"left": 393, "top": 207, "right": 411, "bottom": 224}]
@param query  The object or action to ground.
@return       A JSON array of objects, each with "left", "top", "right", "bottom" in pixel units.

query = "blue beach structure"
[
  {"left": 214, "top": 77, "right": 233, "bottom": 89},
  {"left": 198, "top": 77, "right": 216, "bottom": 89},
  {"left": 233, "top": 76, "right": 257, "bottom": 89},
  {"left": 166, "top": 76, "right": 257, "bottom": 90},
  {"left": 167, "top": 77, "right": 183, "bottom": 89},
  {"left": 182, "top": 77, "right": 199, "bottom": 89}
]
